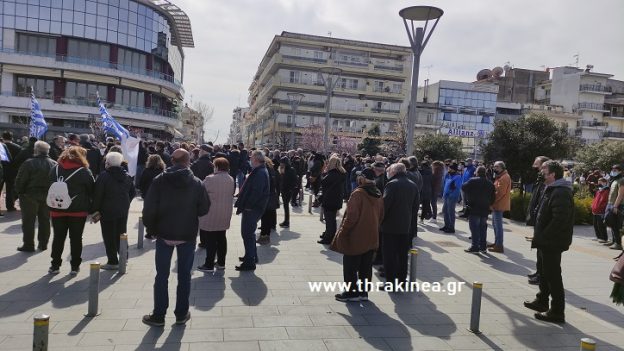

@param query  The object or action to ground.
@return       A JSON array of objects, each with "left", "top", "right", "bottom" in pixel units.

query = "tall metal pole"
[
  {"left": 291, "top": 103, "right": 298, "bottom": 149},
  {"left": 323, "top": 79, "right": 332, "bottom": 154},
  {"left": 405, "top": 29, "right": 423, "bottom": 156}
]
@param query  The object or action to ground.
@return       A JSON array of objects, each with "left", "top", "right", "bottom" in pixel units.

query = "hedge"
[{"left": 506, "top": 190, "right": 592, "bottom": 225}]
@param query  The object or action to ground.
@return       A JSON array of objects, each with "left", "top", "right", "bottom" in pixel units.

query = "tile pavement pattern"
[{"left": 0, "top": 196, "right": 622, "bottom": 350}]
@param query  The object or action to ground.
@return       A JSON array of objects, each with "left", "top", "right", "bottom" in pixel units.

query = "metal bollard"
[
  {"left": 409, "top": 249, "right": 418, "bottom": 283},
  {"left": 580, "top": 338, "right": 596, "bottom": 351},
  {"left": 468, "top": 282, "right": 483, "bottom": 334},
  {"left": 137, "top": 217, "right": 144, "bottom": 249},
  {"left": 119, "top": 234, "right": 128, "bottom": 274},
  {"left": 308, "top": 194, "right": 312, "bottom": 214},
  {"left": 33, "top": 314, "right": 49, "bottom": 351},
  {"left": 86, "top": 263, "right": 100, "bottom": 317}
]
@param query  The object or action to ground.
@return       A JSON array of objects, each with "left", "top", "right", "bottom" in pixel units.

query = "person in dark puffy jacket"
[
  {"left": 190, "top": 145, "right": 214, "bottom": 181},
  {"left": 47, "top": 146, "right": 95, "bottom": 275},
  {"left": 278, "top": 156, "right": 298, "bottom": 228},
  {"left": 318, "top": 156, "right": 346, "bottom": 245},
  {"left": 524, "top": 160, "right": 574, "bottom": 324},
  {"left": 91, "top": 152, "right": 136, "bottom": 270},
  {"left": 461, "top": 166, "right": 495, "bottom": 253}
]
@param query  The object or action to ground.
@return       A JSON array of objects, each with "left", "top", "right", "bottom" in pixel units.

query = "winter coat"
[
  {"left": 380, "top": 172, "right": 419, "bottom": 235},
  {"left": 80, "top": 141, "right": 102, "bottom": 176},
  {"left": 526, "top": 180, "right": 546, "bottom": 226},
  {"left": 321, "top": 169, "right": 346, "bottom": 211},
  {"left": 48, "top": 159, "right": 95, "bottom": 216},
  {"left": 461, "top": 176, "right": 495, "bottom": 217},
  {"left": 91, "top": 166, "right": 136, "bottom": 220},
  {"left": 142, "top": 166, "right": 210, "bottom": 241},
  {"left": 228, "top": 150, "right": 241, "bottom": 175},
  {"left": 531, "top": 178, "right": 574, "bottom": 252},
  {"left": 49, "top": 144, "right": 64, "bottom": 161},
  {"left": 419, "top": 165, "right": 433, "bottom": 200},
  {"left": 492, "top": 170, "right": 512, "bottom": 212},
  {"left": 15, "top": 155, "right": 57, "bottom": 198},
  {"left": 591, "top": 187, "right": 609, "bottom": 215},
  {"left": 330, "top": 185, "right": 384, "bottom": 255},
  {"left": 190, "top": 155, "right": 214, "bottom": 181},
  {"left": 431, "top": 163, "right": 444, "bottom": 196},
  {"left": 235, "top": 164, "right": 270, "bottom": 214},
  {"left": 265, "top": 166, "right": 280, "bottom": 211},
  {"left": 443, "top": 173, "right": 461, "bottom": 199},
  {"left": 199, "top": 171, "right": 235, "bottom": 231},
  {"left": 280, "top": 164, "right": 298, "bottom": 196},
  {"left": 138, "top": 167, "right": 163, "bottom": 197},
  {"left": 462, "top": 164, "right": 476, "bottom": 184}
]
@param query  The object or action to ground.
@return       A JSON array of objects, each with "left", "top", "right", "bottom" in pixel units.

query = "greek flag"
[
  {"left": 29, "top": 89, "right": 48, "bottom": 139},
  {"left": 97, "top": 92, "right": 129, "bottom": 140}
]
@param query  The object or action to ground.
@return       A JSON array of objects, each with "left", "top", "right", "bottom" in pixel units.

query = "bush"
[
  {"left": 573, "top": 197, "right": 593, "bottom": 225},
  {"left": 507, "top": 190, "right": 530, "bottom": 221}
]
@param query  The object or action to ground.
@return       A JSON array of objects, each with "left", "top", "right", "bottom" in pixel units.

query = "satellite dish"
[
  {"left": 503, "top": 64, "right": 511, "bottom": 73},
  {"left": 476, "top": 69, "right": 492, "bottom": 81},
  {"left": 492, "top": 66, "right": 504, "bottom": 78}
]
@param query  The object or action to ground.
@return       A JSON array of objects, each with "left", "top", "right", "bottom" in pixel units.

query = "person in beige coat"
[
  {"left": 197, "top": 157, "right": 235, "bottom": 272},
  {"left": 330, "top": 168, "right": 384, "bottom": 302}
]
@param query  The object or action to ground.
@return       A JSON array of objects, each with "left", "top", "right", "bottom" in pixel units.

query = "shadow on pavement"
[
  {"left": 191, "top": 274, "right": 225, "bottom": 312},
  {"left": 230, "top": 273, "right": 268, "bottom": 306},
  {"left": 340, "top": 301, "right": 407, "bottom": 350}
]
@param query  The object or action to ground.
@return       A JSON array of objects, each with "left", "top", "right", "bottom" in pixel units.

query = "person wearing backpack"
[
  {"left": 91, "top": 152, "right": 136, "bottom": 270},
  {"left": 47, "top": 146, "right": 95, "bottom": 275}
]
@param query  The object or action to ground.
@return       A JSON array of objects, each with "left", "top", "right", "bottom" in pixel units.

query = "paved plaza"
[{"left": 0, "top": 196, "right": 622, "bottom": 351}]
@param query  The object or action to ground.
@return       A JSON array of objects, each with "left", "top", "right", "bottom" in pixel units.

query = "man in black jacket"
[
  {"left": 15, "top": 141, "right": 57, "bottom": 251},
  {"left": 190, "top": 144, "right": 214, "bottom": 181},
  {"left": 142, "top": 149, "right": 210, "bottom": 327},
  {"left": 79, "top": 134, "right": 102, "bottom": 177},
  {"left": 526, "top": 156, "right": 551, "bottom": 285},
  {"left": 234, "top": 150, "right": 270, "bottom": 271},
  {"left": 462, "top": 166, "right": 495, "bottom": 253},
  {"left": 380, "top": 163, "right": 419, "bottom": 289},
  {"left": 524, "top": 161, "right": 573, "bottom": 324}
]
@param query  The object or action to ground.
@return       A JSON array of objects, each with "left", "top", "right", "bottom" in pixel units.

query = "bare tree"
[
  {"left": 194, "top": 101, "right": 214, "bottom": 143},
  {"left": 300, "top": 124, "right": 325, "bottom": 152}
]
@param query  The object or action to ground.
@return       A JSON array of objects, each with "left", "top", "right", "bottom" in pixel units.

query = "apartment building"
[
  {"left": 244, "top": 31, "right": 413, "bottom": 148},
  {"left": 228, "top": 106, "right": 248, "bottom": 144}
]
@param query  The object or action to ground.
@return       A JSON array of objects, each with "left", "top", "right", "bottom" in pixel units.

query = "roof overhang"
[{"left": 140, "top": 0, "right": 194, "bottom": 48}]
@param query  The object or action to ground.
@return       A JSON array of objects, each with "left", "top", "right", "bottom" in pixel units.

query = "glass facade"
[
  {"left": 1, "top": 0, "right": 183, "bottom": 81},
  {"left": 15, "top": 75, "right": 55, "bottom": 98}
]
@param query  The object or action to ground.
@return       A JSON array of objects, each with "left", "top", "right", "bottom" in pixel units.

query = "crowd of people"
[{"left": 1, "top": 130, "right": 622, "bottom": 327}]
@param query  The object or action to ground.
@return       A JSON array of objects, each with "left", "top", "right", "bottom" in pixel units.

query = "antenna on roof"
[
  {"left": 423, "top": 65, "right": 433, "bottom": 80},
  {"left": 327, "top": 31, "right": 332, "bottom": 37},
  {"left": 573, "top": 53, "right": 579, "bottom": 68}
]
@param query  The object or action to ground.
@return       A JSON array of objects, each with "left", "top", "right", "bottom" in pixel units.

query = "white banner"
[{"left": 121, "top": 136, "right": 141, "bottom": 177}]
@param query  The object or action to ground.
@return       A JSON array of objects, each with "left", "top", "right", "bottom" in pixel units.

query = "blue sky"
[{"left": 173, "top": 0, "right": 624, "bottom": 143}]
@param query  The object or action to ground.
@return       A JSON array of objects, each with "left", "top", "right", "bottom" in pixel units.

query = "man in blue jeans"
[
  {"left": 141, "top": 149, "right": 210, "bottom": 327},
  {"left": 440, "top": 163, "right": 461, "bottom": 233},
  {"left": 234, "top": 150, "right": 270, "bottom": 271},
  {"left": 461, "top": 166, "right": 495, "bottom": 253},
  {"left": 489, "top": 161, "right": 511, "bottom": 253}
]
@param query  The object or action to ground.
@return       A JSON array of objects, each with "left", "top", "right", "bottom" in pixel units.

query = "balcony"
[
  {"left": 605, "top": 131, "right": 624, "bottom": 139},
  {"left": 577, "top": 120, "right": 608, "bottom": 128},
  {"left": 373, "top": 64, "right": 404, "bottom": 72},
  {"left": 281, "top": 55, "right": 327, "bottom": 64},
  {"left": 333, "top": 59, "right": 369, "bottom": 68},
  {"left": 371, "top": 107, "right": 400, "bottom": 114},
  {"left": 0, "top": 48, "right": 182, "bottom": 88},
  {"left": 576, "top": 102, "right": 609, "bottom": 112},
  {"left": 579, "top": 84, "right": 612, "bottom": 94}
]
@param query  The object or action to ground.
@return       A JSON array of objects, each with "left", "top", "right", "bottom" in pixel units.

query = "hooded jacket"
[
  {"left": 330, "top": 184, "right": 384, "bottom": 255},
  {"left": 142, "top": 165, "right": 210, "bottom": 241},
  {"left": 92, "top": 166, "right": 136, "bottom": 220},
  {"left": 531, "top": 178, "right": 574, "bottom": 252}
]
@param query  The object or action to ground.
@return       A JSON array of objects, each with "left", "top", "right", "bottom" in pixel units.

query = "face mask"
[
  {"left": 611, "top": 171, "right": 620, "bottom": 177},
  {"left": 536, "top": 172, "right": 545, "bottom": 181}
]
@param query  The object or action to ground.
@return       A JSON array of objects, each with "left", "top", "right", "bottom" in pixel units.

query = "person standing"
[
  {"left": 142, "top": 149, "right": 210, "bottom": 327},
  {"left": 234, "top": 150, "right": 270, "bottom": 271},
  {"left": 526, "top": 156, "right": 551, "bottom": 285},
  {"left": 440, "top": 164, "right": 461, "bottom": 233},
  {"left": 48, "top": 146, "right": 95, "bottom": 275},
  {"left": 419, "top": 160, "right": 433, "bottom": 222},
  {"left": 278, "top": 156, "right": 298, "bottom": 228},
  {"left": 190, "top": 144, "right": 215, "bottom": 181},
  {"left": 91, "top": 152, "right": 136, "bottom": 270},
  {"left": 430, "top": 160, "right": 445, "bottom": 223},
  {"left": 605, "top": 164, "right": 624, "bottom": 251},
  {"left": 380, "top": 163, "right": 419, "bottom": 289},
  {"left": 523, "top": 161, "right": 573, "bottom": 324},
  {"left": 489, "top": 161, "right": 511, "bottom": 253},
  {"left": 318, "top": 156, "right": 347, "bottom": 245},
  {"left": 197, "top": 158, "right": 235, "bottom": 272},
  {"left": 461, "top": 166, "right": 495, "bottom": 253},
  {"left": 459, "top": 158, "right": 476, "bottom": 217},
  {"left": 49, "top": 136, "right": 66, "bottom": 161},
  {"left": 331, "top": 168, "right": 384, "bottom": 302},
  {"left": 257, "top": 157, "right": 279, "bottom": 245},
  {"left": 15, "top": 141, "right": 57, "bottom": 252},
  {"left": 591, "top": 178, "right": 610, "bottom": 243},
  {"left": 1, "top": 131, "right": 23, "bottom": 212},
  {"left": 138, "top": 155, "right": 166, "bottom": 199}
]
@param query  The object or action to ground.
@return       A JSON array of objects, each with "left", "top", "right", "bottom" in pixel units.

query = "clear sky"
[{"left": 172, "top": 0, "right": 624, "bottom": 144}]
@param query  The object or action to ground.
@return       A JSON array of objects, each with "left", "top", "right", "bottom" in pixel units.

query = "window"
[
  {"left": 16, "top": 33, "right": 56, "bottom": 56},
  {"left": 65, "top": 80, "right": 107, "bottom": 102},
  {"left": 314, "top": 51, "right": 323, "bottom": 59},
  {"left": 289, "top": 71, "right": 300, "bottom": 84},
  {"left": 15, "top": 76, "right": 55, "bottom": 99}
]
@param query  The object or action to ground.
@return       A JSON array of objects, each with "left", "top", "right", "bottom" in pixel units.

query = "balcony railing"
[
  {"left": 333, "top": 59, "right": 369, "bottom": 67},
  {"left": 577, "top": 120, "right": 608, "bottom": 127},
  {"left": 577, "top": 102, "right": 607, "bottom": 111},
  {"left": 604, "top": 131, "right": 624, "bottom": 139},
  {"left": 373, "top": 64, "right": 404, "bottom": 72},
  {"left": 0, "top": 48, "right": 181, "bottom": 87},
  {"left": 4, "top": 92, "right": 178, "bottom": 119},
  {"left": 373, "top": 86, "right": 403, "bottom": 94},
  {"left": 579, "top": 84, "right": 612, "bottom": 93},
  {"left": 371, "top": 107, "right": 400, "bottom": 114},
  {"left": 272, "top": 98, "right": 326, "bottom": 109},
  {"left": 282, "top": 55, "right": 327, "bottom": 64}
]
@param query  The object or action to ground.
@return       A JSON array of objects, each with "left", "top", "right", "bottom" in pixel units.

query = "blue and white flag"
[
  {"left": 30, "top": 89, "right": 48, "bottom": 139},
  {"left": 97, "top": 92, "right": 129, "bottom": 140}
]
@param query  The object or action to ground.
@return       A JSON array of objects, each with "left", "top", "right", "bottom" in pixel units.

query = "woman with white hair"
[{"left": 91, "top": 151, "right": 136, "bottom": 270}]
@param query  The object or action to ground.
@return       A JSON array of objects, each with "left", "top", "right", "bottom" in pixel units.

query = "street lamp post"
[
  {"left": 287, "top": 92, "right": 305, "bottom": 149},
  {"left": 319, "top": 67, "right": 343, "bottom": 154},
  {"left": 399, "top": 6, "right": 443, "bottom": 156}
]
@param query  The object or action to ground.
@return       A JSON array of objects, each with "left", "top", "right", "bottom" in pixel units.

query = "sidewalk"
[{"left": 0, "top": 196, "right": 622, "bottom": 350}]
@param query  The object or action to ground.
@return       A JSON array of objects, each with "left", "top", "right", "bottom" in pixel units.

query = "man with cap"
[
  {"left": 331, "top": 168, "right": 384, "bottom": 302},
  {"left": 190, "top": 145, "right": 214, "bottom": 181}
]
